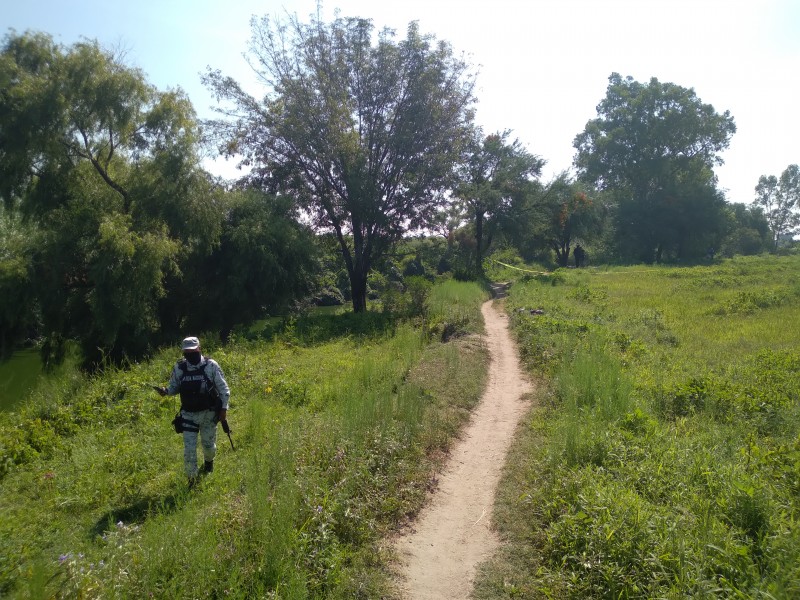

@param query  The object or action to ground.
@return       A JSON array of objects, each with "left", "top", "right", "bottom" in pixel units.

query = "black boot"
[{"left": 202, "top": 460, "right": 214, "bottom": 474}]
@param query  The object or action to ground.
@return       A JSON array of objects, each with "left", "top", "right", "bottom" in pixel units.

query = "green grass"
[
  {"left": 475, "top": 254, "right": 800, "bottom": 599},
  {"left": 0, "top": 281, "right": 490, "bottom": 599},
  {"left": 0, "top": 349, "right": 42, "bottom": 411}
]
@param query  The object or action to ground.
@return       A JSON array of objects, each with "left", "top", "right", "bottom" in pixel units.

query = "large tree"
[
  {"left": 455, "top": 130, "right": 543, "bottom": 274},
  {"left": 754, "top": 164, "right": 800, "bottom": 251},
  {"left": 0, "top": 32, "right": 217, "bottom": 366},
  {"left": 204, "top": 13, "right": 476, "bottom": 311},
  {"left": 574, "top": 73, "right": 736, "bottom": 263}
]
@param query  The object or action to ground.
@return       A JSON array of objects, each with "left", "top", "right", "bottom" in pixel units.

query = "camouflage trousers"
[{"left": 180, "top": 409, "right": 217, "bottom": 477}]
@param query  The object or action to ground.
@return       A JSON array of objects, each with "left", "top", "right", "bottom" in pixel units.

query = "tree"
[
  {"left": 0, "top": 32, "right": 218, "bottom": 367},
  {"left": 179, "top": 189, "right": 319, "bottom": 339},
  {"left": 574, "top": 73, "right": 736, "bottom": 263},
  {"left": 754, "top": 164, "right": 800, "bottom": 251},
  {"left": 536, "top": 173, "right": 604, "bottom": 267},
  {"left": 455, "top": 130, "right": 543, "bottom": 274},
  {"left": 722, "top": 203, "right": 770, "bottom": 256},
  {"left": 204, "top": 13, "right": 476, "bottom": 311},
  {"left": 0, "top": 209, "right": 39, "bottom": 359}
]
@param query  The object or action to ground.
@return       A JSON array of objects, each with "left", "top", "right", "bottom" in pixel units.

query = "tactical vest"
[{"left": 178, "top": 360, "right": 218, "bottom": 412}]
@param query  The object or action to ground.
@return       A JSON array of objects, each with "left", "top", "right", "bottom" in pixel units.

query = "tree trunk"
[
  {"left": 475, "top": 209, "right": 484, "bottom": 275},
  {"left": 553, "top": 241, "right": 569, "bottom": 267},
  {"left": 350, "top": 270, "right": 368, "bottom": 313}
]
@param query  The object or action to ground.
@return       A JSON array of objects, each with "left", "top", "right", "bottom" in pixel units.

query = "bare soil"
[{"left": 393, "top": 296, "right": 532, "bottom": 599}]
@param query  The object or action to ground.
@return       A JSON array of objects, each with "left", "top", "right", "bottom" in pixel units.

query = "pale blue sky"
[{"left": 3, "top": 0, "right": 799, "bottom": 204}]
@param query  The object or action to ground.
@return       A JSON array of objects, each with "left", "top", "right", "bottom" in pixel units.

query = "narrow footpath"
[{"left": 394, "top": 291, "right": 532, "bottom": 599}]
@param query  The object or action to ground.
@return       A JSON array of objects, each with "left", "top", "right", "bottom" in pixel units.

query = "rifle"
[{"left": 220, "top": 419, "right": 235, "bottom": 451}]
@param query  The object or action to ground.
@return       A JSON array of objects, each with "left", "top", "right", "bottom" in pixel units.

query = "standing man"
[
  {"left": 574, "top": 244, "right": 586, "bottom": 268},
  {"left": 157, "top": 336, "right": 230, "bottom": 486}
]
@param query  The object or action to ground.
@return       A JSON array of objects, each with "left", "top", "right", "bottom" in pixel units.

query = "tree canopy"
[
  {"left": 455, "top": 130, "right": 543, "bottom": 274},
  {"left": 0, "top": 31, "right": 217, "bottom": 365},
  {"left": 574, "top": 73, "right": 736, "bottom": 263},
  {"left": 754, "top": 164, "right": 800, "bottom": 250},
  {"left": 0, "top": 31, "right": 316, "bottom": 367},
  {"left": 536, "top": 173, "right": 605, "bottom": 267},
  {"left": 204, "top": 13, "right": 477, "bottom": 311}
]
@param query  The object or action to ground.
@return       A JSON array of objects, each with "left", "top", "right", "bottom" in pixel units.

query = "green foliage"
[
  {"left": 754, "top": 164, "right": 800, "bottom": 250},
  {"left": 476, "top": 254, "right": 800, "bottom": 598},
  {"left": 0, "top": 210, "right": 38, "bottom": 359},
  {"left": 0, "top": 32, "right": 211, "bottom": 367},
  {"left": 455, "top": 130, "right": 544, "bottom": 275},
  {"left": 574, "top": 73, "right": 736, "bottom": 263},
  {"left": 533, "top": 173, "right": 606, "bottom": 267},
  {"left": 205, "top": 14, "right": 477, "bottom": 312},
  {"left": 721, "top": 202, "right": 771, "bottom": 257},
  {"left": 1, "top": 32, "right": 319, "bottom": 368},
  {"left": 177, "top": 189, "right": 319, "bottom": 338},
  {"left": 0, "top": 280, "right": 489, "bottom": 598}
]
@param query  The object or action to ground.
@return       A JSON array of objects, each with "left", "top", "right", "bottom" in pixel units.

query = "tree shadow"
[{"left": 258, "top": 310, "right": 399, "bottom": 345}]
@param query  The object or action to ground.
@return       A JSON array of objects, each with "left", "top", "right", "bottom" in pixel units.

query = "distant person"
[
  {"left": 156, "top": 336, "right": 230, "bottom": 487},
  {"left": 574, "top": 244, "right": 586, "bottom": 268},
  {"left": 706, "top": 246, "right": 715, "bottom": 261}
]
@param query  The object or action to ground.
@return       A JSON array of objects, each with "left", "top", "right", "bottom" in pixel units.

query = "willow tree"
[
  {"left": 0, "top": 31, "right": 217, "bottom": 367},
  {"left": 205, "top": 14, "right": 476, "bottom": 311}
]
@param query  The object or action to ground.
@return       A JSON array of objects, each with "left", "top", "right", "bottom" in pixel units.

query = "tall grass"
[
  {"left": 476, "top": 254, "right": 800, "bottom": 599},
  {"left": 426, "top": 279, "right": 488, "bottom": 340},
  {"left": 0, "top": 280, "right": 490, "bottom": 599}
]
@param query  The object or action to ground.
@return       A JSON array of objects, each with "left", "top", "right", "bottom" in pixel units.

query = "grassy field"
[
  {"left": 0, "top": 280, "right": 490, "bottom": 599},
  {"left": 475, "top": 254, "right": 800, "bottom": 598}
]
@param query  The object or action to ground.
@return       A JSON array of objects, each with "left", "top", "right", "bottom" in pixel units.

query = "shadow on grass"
[
  {"left": 92, "top": 489, "right": 187, "bottom": 536},
  {"left": 258, "top": 310, "right": 399, "bottom": 345}
]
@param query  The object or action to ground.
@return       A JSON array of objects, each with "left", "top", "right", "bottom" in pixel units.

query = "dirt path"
[{"left": 393, "top": 294, "right": 532, "bottom": 599}]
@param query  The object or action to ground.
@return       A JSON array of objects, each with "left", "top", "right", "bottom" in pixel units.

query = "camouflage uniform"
[{"left": 164, "top": 341, "right": 230, "bottom": 478}]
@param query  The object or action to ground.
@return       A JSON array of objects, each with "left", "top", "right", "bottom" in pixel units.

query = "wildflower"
[
  {"left": 59, "top": 554, "right": 69, "bottom": 564},
  {"left": 117, "top": 521, "right": 124, "bottom": 528}
]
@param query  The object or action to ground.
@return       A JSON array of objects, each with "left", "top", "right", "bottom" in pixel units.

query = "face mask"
[{"left": 184, "top": 351, "right": 201, "bottom": 365}]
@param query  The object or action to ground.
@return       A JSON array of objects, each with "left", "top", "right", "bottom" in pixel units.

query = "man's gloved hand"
[
  {"left": 218, "top": 408, "right": 227, "bottom": 422},
  {"left": 153, "top": 385, "right": 167, "bottom": 396}
]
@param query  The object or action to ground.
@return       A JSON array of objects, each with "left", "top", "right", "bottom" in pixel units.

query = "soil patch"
[{"left": 393, "top": 298, "right": 532, "bottom": 599}]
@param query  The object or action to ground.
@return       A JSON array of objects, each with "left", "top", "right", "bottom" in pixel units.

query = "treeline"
[{"left": 1, "top": 14, "right": 797, "bottom": 369}]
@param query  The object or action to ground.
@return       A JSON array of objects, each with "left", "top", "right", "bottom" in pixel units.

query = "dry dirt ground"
[{"left": 393, "top": 293, "right": 533, "bottom": 599}]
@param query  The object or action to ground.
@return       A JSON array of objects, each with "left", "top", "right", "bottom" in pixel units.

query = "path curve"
[{"left": 393, "top": 296, "right": 532, "bottom": 599}]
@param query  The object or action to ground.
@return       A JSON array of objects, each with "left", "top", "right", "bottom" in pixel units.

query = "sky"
[{"left": 3, "top": 0, "right": 799, "bottom": 205}]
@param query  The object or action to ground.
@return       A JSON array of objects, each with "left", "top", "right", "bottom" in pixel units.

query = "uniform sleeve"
[
  {"left": 209, "top": 360, "right": 231, "bottom": 409},
  {"left": 166, "top": 363, "right": 182, "bottom": 395}
]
